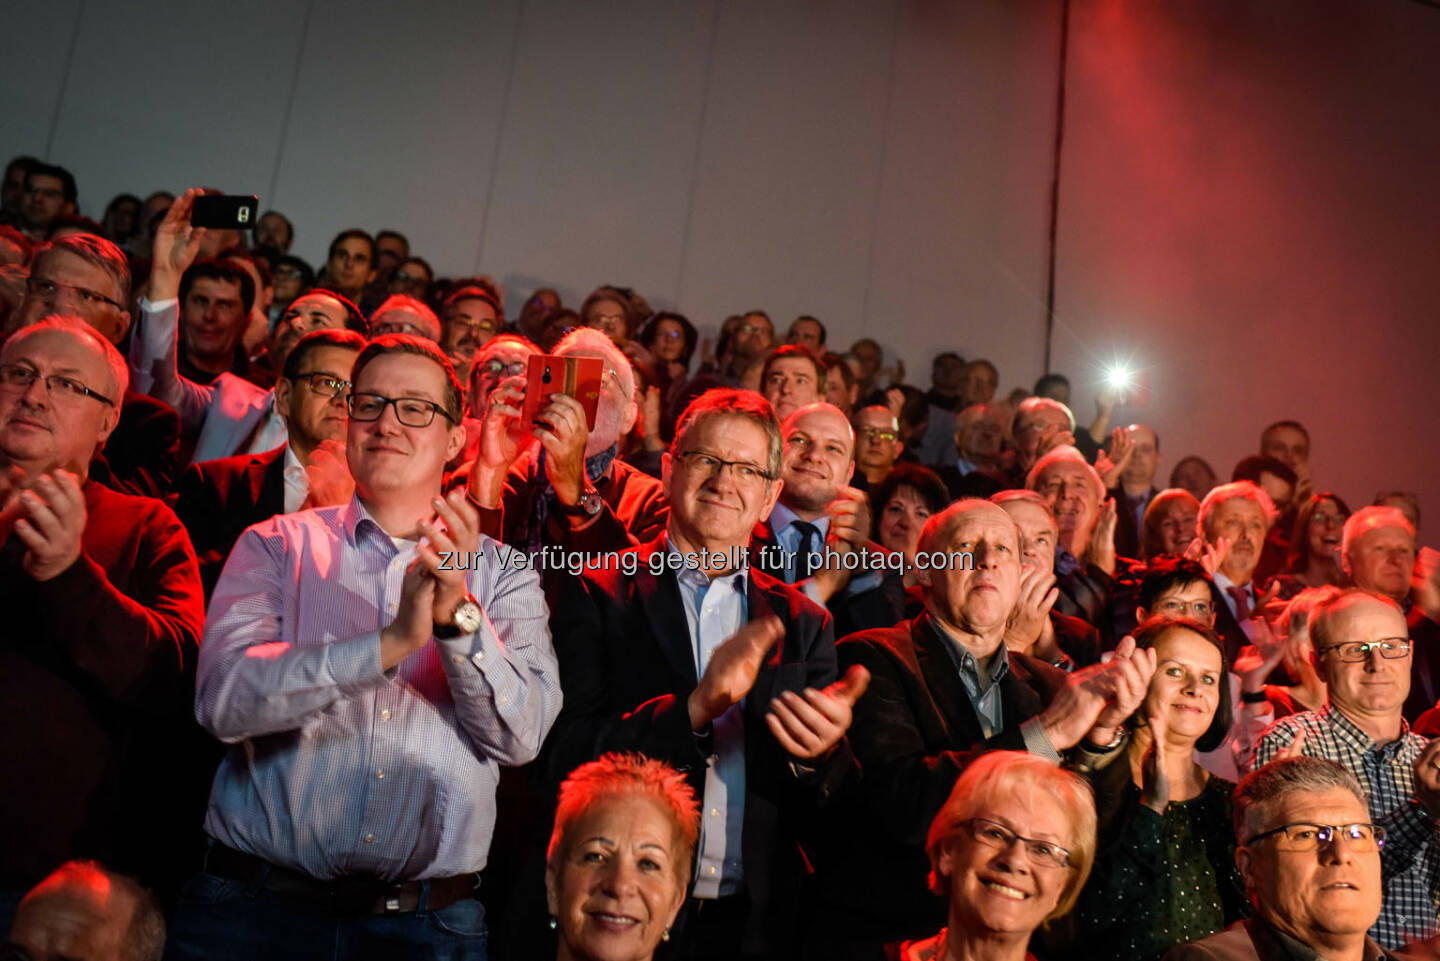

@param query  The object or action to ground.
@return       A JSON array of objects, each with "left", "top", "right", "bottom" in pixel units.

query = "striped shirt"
[
  {"left": 1252, "top": 704, "right": 1439, "bottom": 948},
  {"left": 196, "top": 495, "right": 561, "bottom": 880}
]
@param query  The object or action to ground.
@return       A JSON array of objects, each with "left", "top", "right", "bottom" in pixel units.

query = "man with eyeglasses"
[
  {"left": 820, "top": 497, "right": 1155, "bottom": 954},
  {"left": 370, "top": 294, "right": 441, "bottom": 342},
  {"left": 173, "top": 333, "right": 559, "bottom": 960},
  {"left": 1252, "top": 589, "right": 1440, "bottom": 949},
  {"left": 851, "top": 405, "right": 904, "bottom": 491},
  {"left": 439, "top": 285, "right": 501, "bottom": 386},
  {"left": 1166, "top": 756, "right": 1398, "bottom": 961},
  {"left": 0, "top": 314, "right": 202, "bottom": 927},
  {"left": 541, "top": 387, "right": 868, "bottom": 961},
  {"left": 464, "top": 326, "right": 666, "bottom": 559},
  {"left": 1340, "top": 506, "right": 1440, "bottom": 722},
  {"left": 176, "top": 328, "right": 366, "bottom": 598},
  {"left": 9, "top": 232, "right": 182, "bottom": 498},
  {"left": 720, "top": 310, "right": 773, "bottom": 386},
  {"left": 130, "top": 190, "right": 367, "bottom": 465}
]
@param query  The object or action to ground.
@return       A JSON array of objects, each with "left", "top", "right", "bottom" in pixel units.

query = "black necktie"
[{"left": 793, "top": 521, "right": 820, "bottom": 582}]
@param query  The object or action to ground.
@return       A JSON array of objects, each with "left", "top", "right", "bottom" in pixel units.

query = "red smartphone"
[
  {"left": 191, "top": 194, "right": 259, "bottom": 229},
  {"left": 521, "top": 354, "right": 604, "bottom": 431}
]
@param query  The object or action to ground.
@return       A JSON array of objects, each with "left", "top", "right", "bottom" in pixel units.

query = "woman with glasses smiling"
[
  {"left": 894, "top": 751, "right": 1096, "bottom": 961},
  {"left": 1064, "top": 616, "right": 1248, "bottom": 961}
]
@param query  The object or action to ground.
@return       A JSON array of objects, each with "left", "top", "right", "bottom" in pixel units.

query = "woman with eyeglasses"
[
  {"left": 892, "top": 751, "right": 1097, "bottom": 961},
  {"left": 1063, "top": 617, "right": 1248, "bottom": 961},
  {"left": 1267, "top": 492, "right": 1352, "bottom": 600}
]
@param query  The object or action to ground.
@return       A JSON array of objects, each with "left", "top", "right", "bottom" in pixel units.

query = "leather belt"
[{"left": 204, "top": 843, "right": 478, "bottom": 916}]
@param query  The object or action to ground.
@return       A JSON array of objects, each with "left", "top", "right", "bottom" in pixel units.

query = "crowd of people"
[{"left": 1, "top": 154, "right": 1438, "bottom": 961}]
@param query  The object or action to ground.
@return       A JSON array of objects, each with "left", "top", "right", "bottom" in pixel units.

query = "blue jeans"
[{"left": 164, "top": 873, "right": 487, "bottom": 961}]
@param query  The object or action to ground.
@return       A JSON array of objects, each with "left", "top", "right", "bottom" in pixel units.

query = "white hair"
[
  {"left": 1197, "top": 480, "right": 1276, "bottom": 539},
  {"left": 1340, "top": 505, "right": 1415, "bottom": 565},
  {"left": 1024, "top": 444, "right": 1102, "bottom": 501},
  {"left": 555, "top": 326, "right": 634, "bottom": 400}
]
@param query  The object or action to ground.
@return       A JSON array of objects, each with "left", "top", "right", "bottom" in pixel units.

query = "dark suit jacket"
[
  {"left": 1110, "top": 485, "right": 1158, "bottom": 560},
  {"left": 750, "top": 518, "right": 907, "bottom": 638},
  {"left": 543, "top": 537, "right": 851, "bottom": 957},
  {"left": 174, "top": 445, "right": 286, "bottom": 599},
  {"left": 1163, "top": 918, "right": 1395, "bottom": 960},
  {"left": 812, "top": 615, "right": 1068, "bottom": 947},
  {"left": 89, "top": 390, "right": 182, "bottom": 499},
  {"left": 1404, "top": 607, "right": 1440, "bottom": 724},
  {"left": 935, "top": 463, "right": 1005, "bottom": 501}
]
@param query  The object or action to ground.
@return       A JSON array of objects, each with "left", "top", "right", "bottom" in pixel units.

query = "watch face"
[
  {"left": 454, "top": 600, "right": 483, "bottom": 634},
  {"left": 580, "top": 491, "right": 604, "bottom": 515}
]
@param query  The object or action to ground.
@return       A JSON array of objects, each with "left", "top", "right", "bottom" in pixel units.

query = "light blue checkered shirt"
[{"left": 197, "top": 495, "right": 561, "bottom": 880}]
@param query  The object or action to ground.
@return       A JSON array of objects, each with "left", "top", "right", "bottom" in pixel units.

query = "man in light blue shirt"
[
  {"left": 544, "top": 388, "right": 869, "bottom": 960},
  {"left": 169, "top": 334, "right": 561, "bottom": 961}
]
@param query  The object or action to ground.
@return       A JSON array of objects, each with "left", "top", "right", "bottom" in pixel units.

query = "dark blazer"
[
  {"left": 807, "top": 615, "right": 1068, "bottom": 950},
  {"left": 542, "top": 537, "right": 851, "bottom": 958},
  {"left": 174, "top": 445, "right": 287, "bottom": 599},
  {"left": 935, "top": 463, "right": 1005, "bottom": 501},
  {"left": 89, "top": 390, "right": 182, "bottom": 499},
  {"left": 1110, "top": 485, "right": 1158, "bottom": 560},
  {"left": 750, "top": 518, "right": 907, "bottom": 637}
]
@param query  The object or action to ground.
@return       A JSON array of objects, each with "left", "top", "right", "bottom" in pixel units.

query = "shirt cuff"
[
  {"left": 1020, "top": 717, "right": 1062, "bottom": 762},
  {"left": 799, "top": 579, "right": 825, "bottom": 606},
  {"left": 434, "top": 614, "right": 524, "bottom": 715},
  {"left": 141, "top": 296, "right": 177, "bottom": 311}
]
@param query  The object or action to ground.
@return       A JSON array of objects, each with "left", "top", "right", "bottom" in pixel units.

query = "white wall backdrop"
[{"left": 2, "top": 0, "right": 1436, "bottom": 523}]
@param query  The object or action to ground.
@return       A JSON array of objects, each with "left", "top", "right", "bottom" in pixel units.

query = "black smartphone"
[{"left": 190, "top": 194, "right": 259, "bottom": 229}]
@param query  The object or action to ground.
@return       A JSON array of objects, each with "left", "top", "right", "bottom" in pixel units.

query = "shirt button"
[
  {"left": 364, "top": 833, "right": 375, "bottom": 844},
  {"left": 474, "top": 651, "right": 484, "bottom": 661},
  {"left": 706, "top": 866, "right": 716, "bottom": 876},
  {"left": 380, "top": 709, "right": 391, "bottom": 721},
  {"left": 376, "top": 769, "right": 385, "bottom": 780},
  {"left": 710, "top": 808, "right": 720, "bottom": 818},
  {"left": 709, "top": 755, "right": 719, "bottom": 765},
  {"left": 453, "top": 655, "right": 464, "bottom": 665}
]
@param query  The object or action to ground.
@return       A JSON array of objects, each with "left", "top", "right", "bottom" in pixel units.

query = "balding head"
[
  {"left": 779, "top": 402, "right": 854, "bottom": 516},
  {"left": 10, "top": 860, "right": 164, "bottom": 961}
]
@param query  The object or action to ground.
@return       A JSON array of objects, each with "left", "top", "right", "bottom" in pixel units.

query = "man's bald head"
[{"left": 9, "top": 860, "right": 164, "bottom": 961}]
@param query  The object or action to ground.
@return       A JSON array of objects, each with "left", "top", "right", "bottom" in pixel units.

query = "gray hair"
[
  {"left": 556, "top": 326, "right": 634, "bottom": 402},
  {"left": 1197, "top": 480, "right": 1277, "bottom": 539},
  {"left": 1341, "top": 505, "right": 1414, "bottom": 565},
  {"left": 1234, "top": 756, "right": 1367, "bottom": 842},
  {"left": 7, "top": 313, "right": 128, "bottom": 399},
  {"left": 1024, "top": 444, "right": 1103, "bottom": 502}
]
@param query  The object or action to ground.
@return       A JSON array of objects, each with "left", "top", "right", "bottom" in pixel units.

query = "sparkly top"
[{"left": 1068, "top": 775, "right": 1248, "bottom": 961}]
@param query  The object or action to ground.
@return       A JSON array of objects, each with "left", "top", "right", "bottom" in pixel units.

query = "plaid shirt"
[{"left": 1253, "top": 704, "right": 1439, "bottom": 949}]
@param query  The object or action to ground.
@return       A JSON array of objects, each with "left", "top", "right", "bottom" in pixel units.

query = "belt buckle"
[{"left": 383, "top": 882, "right": 405, "bottom": 914}]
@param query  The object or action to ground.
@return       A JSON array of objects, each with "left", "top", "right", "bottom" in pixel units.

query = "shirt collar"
[
  {"left": 770, "top": 500, "right": 829, "bottom": 539},
  {"left": 282, "top": 444, "right": 305, "bottom": 479},
  {"left": 1321, "top": 702, "right": 1411, "bottom": 755},
  {"left": 956, "top": 455, "right": 978, "bottom": 475},
  {"left": 928, "top": 613, "right": 1010, "bottom": 687},
  {"left": 1213, "top": 569, "right": 1252, "bottom": 599},
  {"left": 664, "top": 534, "right": 750, "bottom": 592}
]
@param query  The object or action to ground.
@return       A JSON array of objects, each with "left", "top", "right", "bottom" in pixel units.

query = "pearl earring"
[{"left": 548, "top": 917, "right": 558, "bottom": 931}]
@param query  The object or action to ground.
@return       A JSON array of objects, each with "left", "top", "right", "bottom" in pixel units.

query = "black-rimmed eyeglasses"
[
  {"left": 347, "top": 392, "right": 456, "bottom": 427},
  {"left": 0, "top": 363, "right": 115, "bottom": 406}
]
